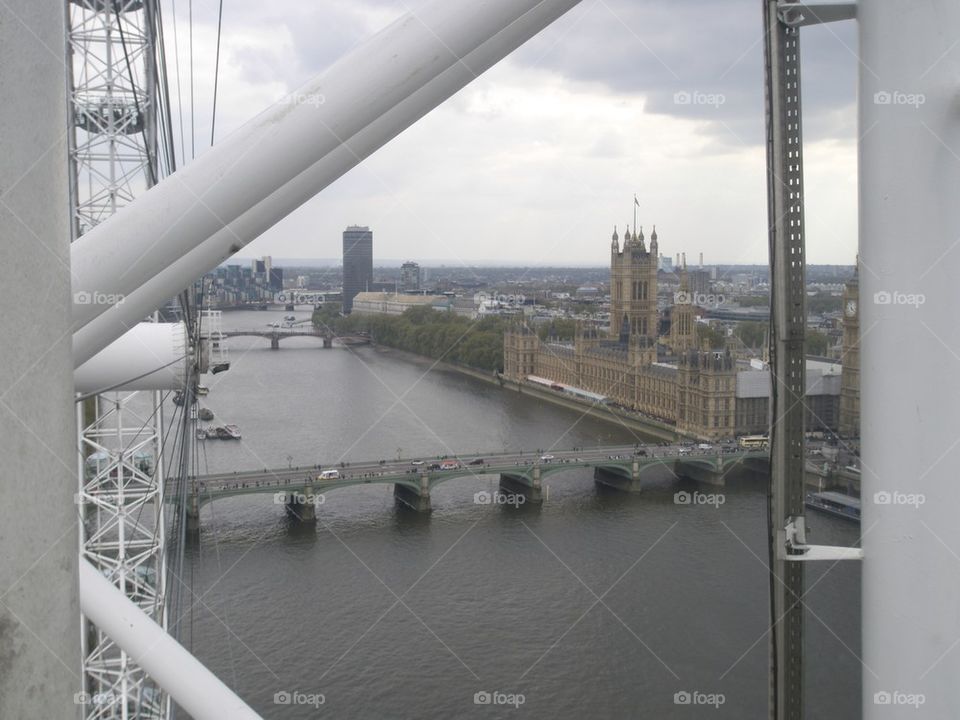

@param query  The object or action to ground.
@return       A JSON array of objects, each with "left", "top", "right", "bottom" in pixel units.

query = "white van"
[{"left": 318, "top": 469, "right": 340, "bottom": 480}]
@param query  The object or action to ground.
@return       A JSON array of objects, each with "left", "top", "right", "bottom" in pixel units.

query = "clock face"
[{"left": 845, "top": 300, "right": 857, "bottom": 317}]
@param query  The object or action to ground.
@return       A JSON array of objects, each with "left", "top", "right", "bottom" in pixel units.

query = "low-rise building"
[{"left": 350, "top": 291, "right": 449, "bottom": 316}]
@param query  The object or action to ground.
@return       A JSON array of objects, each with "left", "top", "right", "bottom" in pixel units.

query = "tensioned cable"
[
  {"left": 210, "top": 0, "right": 224, "bottom": 146},
  {"left": 188, "top": 0, "right": 195, "bottom": 160},
  {"left": 153, "top": 0, "right": 178, "bottom": 174},
  {"left": 114, "top": 2, "right": 157, "bottom": 187},
  {"left": 169, "top": 0, "right": 186, "bottom": 165}
]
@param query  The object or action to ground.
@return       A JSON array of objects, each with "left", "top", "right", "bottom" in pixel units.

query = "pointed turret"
[
  {"left": 650, "top": 225, "right": 658, "bottom": 253},
  {"left": 611, "top": 225, "right": 619, "bottom": 252},
  {"left": 636, "top": 225, "right": 646, "bottom": 251}
]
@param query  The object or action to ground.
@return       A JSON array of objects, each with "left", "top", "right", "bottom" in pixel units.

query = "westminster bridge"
[
  {"left": 220, "top": 327, "right": 371, "bottom": 349},
  {"left": 182, "top": 443, "right": 770, "bottom": 528}
]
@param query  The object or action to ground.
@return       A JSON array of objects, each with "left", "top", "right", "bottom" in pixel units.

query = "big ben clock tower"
[{"left": 839, "top": 261, "right": 860, "bottom": 437}]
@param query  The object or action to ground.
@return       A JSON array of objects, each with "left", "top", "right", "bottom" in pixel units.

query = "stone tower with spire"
[
  {"left": 676, "top": 348, "right": 737, "bottom": 441},
  {"left": 670, "top": 253, "right": 696, "bottom": 353},
  {"left": 839, "top": 260, "right": 860, "bottom": 437},
  {"left": 609, "top": 221, "right": 659, "bottom": 343}
]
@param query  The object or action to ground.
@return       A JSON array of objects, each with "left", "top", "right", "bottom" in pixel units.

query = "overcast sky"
[{"left": 169, "top": 0, "right": 859, "bottom": 266}]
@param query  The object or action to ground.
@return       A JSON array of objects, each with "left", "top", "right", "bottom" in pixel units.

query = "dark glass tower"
[{"left": 342, "top": 225, "right": 373, "bottom": 313}]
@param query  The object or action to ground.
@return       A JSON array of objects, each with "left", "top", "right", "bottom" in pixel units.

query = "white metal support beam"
[
  {"left": 763, "top": 0, "right": 807, "bottom": 717},
  {"left": 0, "top": 3, "right": 79, "bottom": 718},
  {"left": 79, "top": 561, "right": 261, "bottom": 720},
  {"left": 859, "top": 1, "right": 960, "bottom": 717},
  {"left": 777, "top": 1, "right": 856, "bottom": 27},
  {"left": 66, "top": 2, "right": 170, "bottom": 717},
  {"left": 69, "top": 0, "right": 584, "bottom": 365}
]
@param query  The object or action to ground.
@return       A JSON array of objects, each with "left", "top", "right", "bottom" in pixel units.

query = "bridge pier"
[
  {"left": 187, "top": 493, "right": 201, "bottom": 532},
  {"left": 285, "top": 485, "right": 317, "bottom": 522},
  {"left": 394, "top": 475, "right": 431, "bottom": 512},
  {"left": 270, "top": 335, "right": 280, "bottom": 350},
  {"left": 323, "top": 335, "right": 332, "bottom": 349},
  {"left": 593, "top": 462, "right": 643, "bottom": 493},
  {"left": 673, "top": 457, "right": 726, "bottom": 487},
  {"left": 499, "top": 466, "right": 543, "bottom": 504}
]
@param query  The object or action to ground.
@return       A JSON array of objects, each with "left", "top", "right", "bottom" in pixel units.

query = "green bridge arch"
[{"left": 188, "top": 450, "right": 769, "bottom": 517}]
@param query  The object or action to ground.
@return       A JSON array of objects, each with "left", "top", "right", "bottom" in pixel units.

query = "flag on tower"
[{"left": 634, "top": 195, "right": 640, "bottom": 207}]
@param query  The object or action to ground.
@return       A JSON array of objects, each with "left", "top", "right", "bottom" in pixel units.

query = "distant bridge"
[
  {"left": 221, "top": 327, "right": 370, "bottom": 349},
  {"left": 183, "top": 444, "right": 769, "bottom": 527}
]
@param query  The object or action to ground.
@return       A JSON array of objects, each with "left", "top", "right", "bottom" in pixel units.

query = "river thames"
[{"left": 177, "top": 308, "right": 861, "bottom": 719}]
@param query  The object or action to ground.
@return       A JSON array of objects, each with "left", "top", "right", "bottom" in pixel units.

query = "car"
[
  {"left": 440, "top": 461, "right": 460, "bottom": 470},
  {"left": 540, "top": 454, "right": 555, "bottom": 462},
  {"left": 428, "top": 463, "right": 441, "bottom": 470},
  {"left": 697, "top": 443, "right": 713, "bottom": 450},
  {"left": 634, "top": 449, "right": 647, "bottom": 457},
  {"left": 468, "top": 458, "right": 484, "bottom": 465},
  {"left": 411, "top": 460, "right": 425, "bottom": 466}
]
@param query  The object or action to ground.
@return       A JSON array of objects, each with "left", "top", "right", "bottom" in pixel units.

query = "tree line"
[{"left": 313, "top": 304, "right": 507, "bottom": 372}]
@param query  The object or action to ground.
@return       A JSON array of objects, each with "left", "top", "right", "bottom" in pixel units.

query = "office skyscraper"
[
  {"left": 400, "top": 261, "right": 421, "bottom": 292},
  {"left": 342, "top": 225, "right": 373, "bottom": 313}
]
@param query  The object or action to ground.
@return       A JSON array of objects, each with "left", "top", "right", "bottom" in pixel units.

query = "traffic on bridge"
[{"left": 184, "top": 441, "right": 769, "bottom": 523}]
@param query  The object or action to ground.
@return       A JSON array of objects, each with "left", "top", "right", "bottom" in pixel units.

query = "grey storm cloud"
[
  {"left": 165, "top": 0, "right": 859, "bottom": 265},
  {"left": 509, "top": 0, "right": 858, "bottom": 145},
  {"left": 200, "top": 0, "right": 857, "bottom": 146}
]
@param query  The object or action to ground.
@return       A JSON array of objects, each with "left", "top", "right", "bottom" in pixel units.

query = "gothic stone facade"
[
  {"left": 838, "top": 267, "right": 860, "bottom": 438},
  {"left": 504, "top": 225, "right": 737, "bottom": 441},
  {"left": 505, "top": 324, "right": 736, "bottom": 441}
]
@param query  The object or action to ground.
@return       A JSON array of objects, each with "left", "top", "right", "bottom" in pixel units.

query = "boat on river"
[{"left": 805, "top": 491, "right": 860, "bottom": 522}]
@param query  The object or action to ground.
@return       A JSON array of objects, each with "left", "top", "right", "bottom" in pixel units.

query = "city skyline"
[{"left": 170, "top": 0, "right": 858, "bottom": 266}]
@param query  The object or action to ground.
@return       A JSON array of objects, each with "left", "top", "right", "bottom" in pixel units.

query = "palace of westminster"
[{"left": 503, "top": 224, "right": 860, "bottom": 441}]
